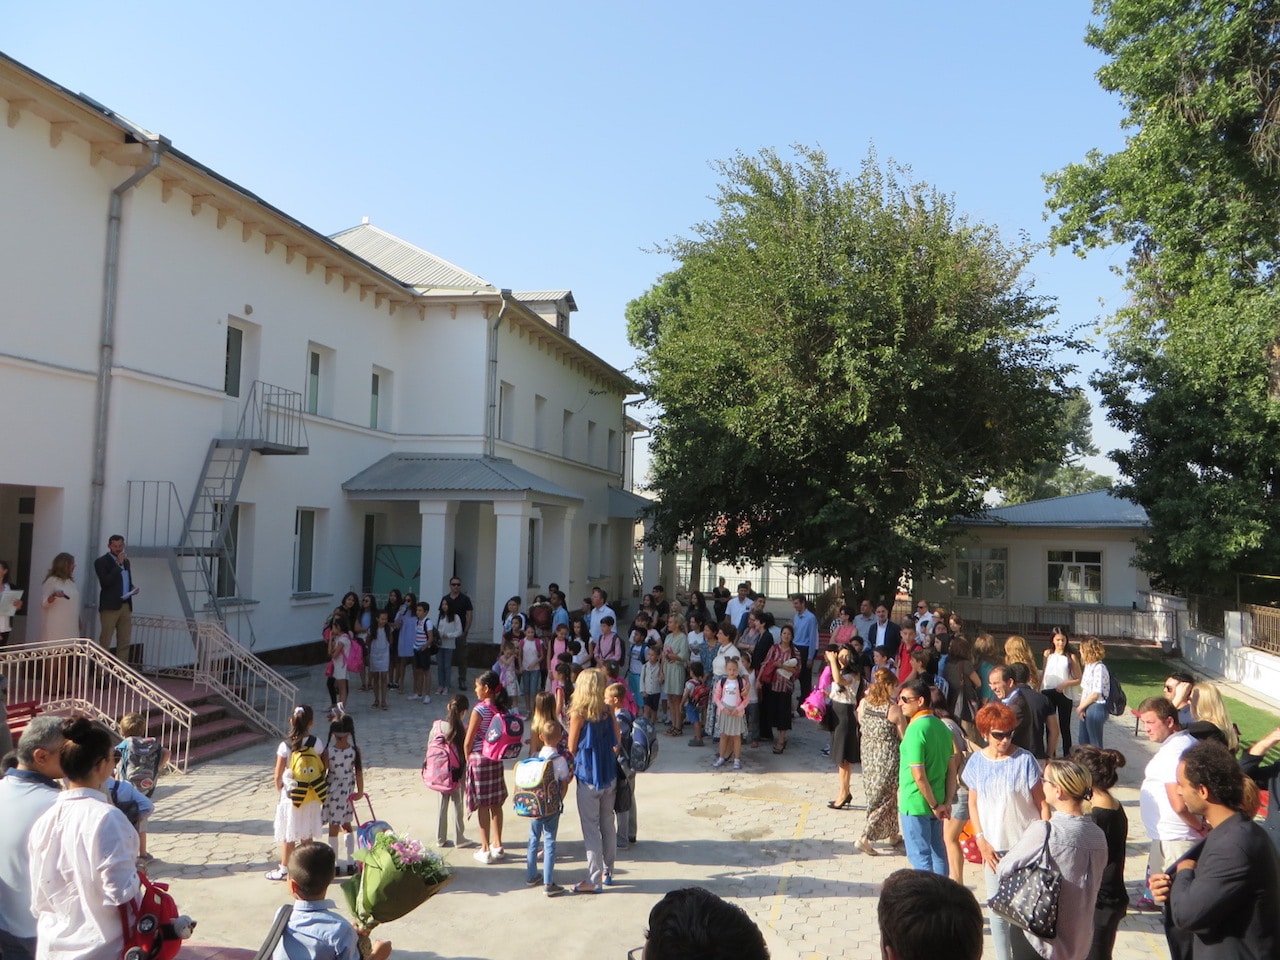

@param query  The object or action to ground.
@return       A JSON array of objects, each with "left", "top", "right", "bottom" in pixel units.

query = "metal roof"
[
  {"left": 342, "top": 453, "right": 582, "bottom": 501},
  {"left": 608, "top": 486, "right": 652, "bottom": 519},
  {"left": 329, "top": 223, "right": 493, "bottom": 290},
  {"left": 513, "top": 290, "right": 577, "bottom": 311},
  {"left": 960, "top": 490, "right": 1148, "bottom": 528}
]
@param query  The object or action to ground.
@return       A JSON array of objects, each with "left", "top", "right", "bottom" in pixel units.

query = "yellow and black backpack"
[{"left": 287, "top": 735, "right": 327, "bottom": 808}]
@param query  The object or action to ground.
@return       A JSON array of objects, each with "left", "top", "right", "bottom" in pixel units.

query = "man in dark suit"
[
  {"left": 1008, "top": 661, "right": 1060, "bottom": 759},
  {"left": 863, "top": 602, "right": 901, "bottom": 662},
  {"left": 1151, "top": 740, "right": 1280, "bottom": 960},
  {"left": 93, "top": 534, "right": 138, "bottom": 665}
]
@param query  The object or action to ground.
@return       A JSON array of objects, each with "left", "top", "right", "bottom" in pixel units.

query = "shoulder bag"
[{"left": 988, "top": 820, "right": 1062, "bottom": 939}]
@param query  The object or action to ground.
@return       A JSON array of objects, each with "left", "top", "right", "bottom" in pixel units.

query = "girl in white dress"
[
  {"left": 321, "top": 714, "right": 364, "bottom": 876},
  {"left": 266, "top": 705, "right": 326, "bottom": 881}
]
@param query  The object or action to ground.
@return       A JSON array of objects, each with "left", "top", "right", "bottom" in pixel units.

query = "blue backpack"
[{"left": 629, "top": 716, "right": 658, "bottom": 772}]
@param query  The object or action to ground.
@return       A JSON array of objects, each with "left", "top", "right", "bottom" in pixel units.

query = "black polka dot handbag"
[{"left": 988, "top": 820, "right": 1062, "bottom": 940}]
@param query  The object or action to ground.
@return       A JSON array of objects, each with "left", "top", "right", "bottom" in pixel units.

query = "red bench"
[{"left": 6, "top": 700, "right": 43, "bottom": 744}]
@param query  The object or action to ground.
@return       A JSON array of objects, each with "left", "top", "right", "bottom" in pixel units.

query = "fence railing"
[
  {"left": 1244, "top": 604, "right": 1280, "bottom": 656},
  {"left": 192, "top": 619, "right": 297, "bottom": 738},
  {"left": 945, "top": 599, "right": 1178, "bottom": 644},
  {"left": 0, "top": 639, "right": 194, "bottom": 770},
  {"left": 1188, "top": 594, "right": 1229, "bottom": 636},
  {"left": 126, "top": 480, "right": 187, "bottom": 550},
  {"left": 239, "top": 379, "right": 308, "bottom": 450}
]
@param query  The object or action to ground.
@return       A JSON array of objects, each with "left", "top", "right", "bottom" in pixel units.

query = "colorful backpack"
[
  {"left": 119, "top": 871, "right": 196, "bottom": 960},
  {"left": 117, "top": 735, "right": 163, "bottom": 798},
  {"left": 481, "top": 709, "right": 525, "bottom": 761},
  {"left": 512, "top": 756, "right": 563, "bottom": 819},
  {"left": 354, "top": 795, "right": 392, "bottom": 850},
  {"left": 287, "top": 736, "right": 328, "bottom": 808},
  {"left": 344, "top": 634, "right": 364, "bottom": 674},
  {"left": 421, "top": 721, "right": 462, "bottom": 794},
  {"left": 690, "top": 679, "right": 710, "bottom": 708},
  {"left": 629, "top": 716, "right": 658, "bottom": 773}
]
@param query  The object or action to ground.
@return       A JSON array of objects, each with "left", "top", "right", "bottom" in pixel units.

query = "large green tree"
[
  {"left": 627, "top": 147, "right": 1077, "bottom": 598},
  {"left": 1047, "top": 0, "right": 1280, "bottom": 594}
]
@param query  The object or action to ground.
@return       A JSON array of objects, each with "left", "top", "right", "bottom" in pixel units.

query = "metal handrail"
[
  {"left": 0, "top": 639, "right": 195, "bottom": 771},
  {"left": 191, "top": 619, "right": 298, "bottom": 738},
  {"left": 126, "top": 480, "right": 187, "bottom": 549},
  {"left": 238, "top": 380, "right": 309, "bottom": 450}
]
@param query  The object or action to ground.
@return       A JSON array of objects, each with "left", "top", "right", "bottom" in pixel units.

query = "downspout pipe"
[
  {"left": 86, "top": 137, "right": 168, "bottom": 589},
  {"left": 484, "top": 289, "right": 513, "bottom": 459}
]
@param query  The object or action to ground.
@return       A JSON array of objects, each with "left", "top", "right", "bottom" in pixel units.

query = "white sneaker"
[
  {"left": 473, "top": 850, "right": 493, "bottom": 864},
  {"left": 422, "top": 694, "right": 432, "bottom": 704},
  {"left": 491, "top": 846, "right": 505, "bottom": 858},
  {"left": 408, "top": 695, "right": 420, "bottom": 701},
  {"left": 732, "top": 759, "right": 742, "bottom": 770},
  {"left": 713, "top": 757, "right": 726, "bottom": 767}
]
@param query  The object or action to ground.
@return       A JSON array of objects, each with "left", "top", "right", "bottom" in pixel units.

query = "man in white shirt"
[
  {"left": 724, "top": 582, "right": 753, "bottom": 631},
  {"left": 1137, "top": 696, "right": 1202, "bottom": 909},
  {"left": 588, "top": 587, "right": 617, "bottom": 644},
  {"left": 0, "top": 718, "right": 65, "bottom": 960},
  {"left": 913, "top": 600, "right": 935, "bottom": 642}
]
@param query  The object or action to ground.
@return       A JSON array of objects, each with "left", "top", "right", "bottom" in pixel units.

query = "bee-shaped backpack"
[{"left": 287, "top": 736, "right": 328, "bottom": 808}]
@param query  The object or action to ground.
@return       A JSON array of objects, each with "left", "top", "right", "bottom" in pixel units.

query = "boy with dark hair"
[
  {"left": 273, "top": 842, "right": 390, "bottom": 960},
  {"left": 877, "top": 869, "right": 982, "bottom": 960},
  {"left": 641, "top": 886, "right": 768, "bottom": 960}
]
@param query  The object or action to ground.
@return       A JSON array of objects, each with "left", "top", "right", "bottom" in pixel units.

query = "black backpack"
[{"left": 1103, "top": 665, "right": 1128, "bottom": 716}]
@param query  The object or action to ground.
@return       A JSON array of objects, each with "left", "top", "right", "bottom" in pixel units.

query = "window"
[
  {"left": 607, "top": 428, "right": 619, "bottom": 473},
  {"left": 370, "top": 372, "right": 381, "bottom": 429},
  {"left": 587, "top": 420, "right": 598, "bottom": 466},
  {"left": 306, "top": 350, "right": 320, "bottom": 415},
  {"left": 562, "top": 410, "right": 575, "bottom": 458},
  {"left": 225, "top": 325, "right": 244, "bottom": 397},
  {"left": 1047, "top": 550, "right": 1102, "bottom": 604},
  {"left": 294, "top": 509, "right": 316, "bottom": 593},
  {"left": 212, "top": 504, "right": 241, "bottom": 599},
  {"left": 534, "top": 395, "right": 548, "bottom": 451},
  {"left": 498, "top": 381, "right": 515, "bottom": 442},
  {"left": 955, "top": 547, "right": 1006, "bottom": 600},
  {"left": 361, "top": 514, "right": 377, "bottom": 593},
  {"left": 588, "top": 523, "right": 600, "bottom": 578}
]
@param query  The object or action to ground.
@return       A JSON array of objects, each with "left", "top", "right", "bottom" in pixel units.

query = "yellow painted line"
[{"left": 766, "top": 800, "right": 811, "bottom": 928}]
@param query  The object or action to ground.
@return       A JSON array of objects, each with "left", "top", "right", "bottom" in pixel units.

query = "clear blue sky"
[{"left": 7, "top": 1, "right": 1131, "bottom": 479}]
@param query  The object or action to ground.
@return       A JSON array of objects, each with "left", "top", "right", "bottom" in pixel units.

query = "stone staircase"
[{"left": 145, "top": 677, "right": 269, "bottom": 766}]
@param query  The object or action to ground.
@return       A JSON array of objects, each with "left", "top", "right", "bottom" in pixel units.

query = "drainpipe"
[
  {"left": 86, "top": 136, "right": 169, "bottom": 586},
  {"left": 484, "top": 289, "right": 513, "bottom": 459}
]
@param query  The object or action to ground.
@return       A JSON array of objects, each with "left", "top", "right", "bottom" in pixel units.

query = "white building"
[{"left": 0, "top": 52, "right": 644, "bottom": 656}]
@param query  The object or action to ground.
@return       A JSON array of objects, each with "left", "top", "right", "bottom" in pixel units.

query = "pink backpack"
[
  {"left": 344, "top": 634, "right": 364, "bottom": 673},
  {"left": 481, "top": 709, "right": 525, "bottom": 761},
  {"left": 421, "top": 721, "right": 461, "bottom": 793}
]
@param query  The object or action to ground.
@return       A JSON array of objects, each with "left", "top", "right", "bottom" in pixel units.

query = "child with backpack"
[
  {"left": 424, "top": 694, "right": 469, "bottom": 848},
  {"left": 493, "top": 640, "right": 520, "bottom": 707},
  {"left": 682, "top": 662, "right": 709, "bottom": 747},
  {"left": 520, "top": 718, "right": 572, "bottom": 896},
  {"left": 409, "top": 601, "right": 434, "bottom": 704},
  {"left": 274, "top": 841, "right": 391, "bottom": 960},
  {"left": 267, "top": 705, "right": 326, "bottom": 881},
  {"left": 463, "top": 671, "right": 512, "bottom": 863},
  {"left": 518, "top": 624, "right": 543, "bottom": 717},
  {"left": 554, "top": 662, "right": 574, "bottom": 727},
  {"left": 368, "top": 610, "right": 392, "bottom": 711},
  {"left": 327, "top": 616, "right": 352, "bottom": 717},
  {"left": 527, "top": 691, "right": 559, "bottom": 756},
  {"left": 321, "top": 714, "right": 364, "bottom": 876},
  {"left": 640, "top": 642, "right": 664, "bottom": 724},
  {"left": 114, "top": 712, "right": 169, "bottom": 863},
  {"left": 606, "top": 682, "right": 640, "bottom": 848},
  {"left": 713, "top": 657, "right": 747, "bottom": 770},
  {"left": 105, "top": 765, "right": 156, "bottom": 868}
]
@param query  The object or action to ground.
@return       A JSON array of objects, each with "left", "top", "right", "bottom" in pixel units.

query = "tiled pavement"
[{"left": 148, "top": 666, "right": 1275, "bottom": 960}]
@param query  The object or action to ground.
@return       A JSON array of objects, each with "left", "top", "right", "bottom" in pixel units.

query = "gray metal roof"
[
  {"left": 342, "top": 454, "right": 583, "bottom": 501},
  {"left": 329, "top": 223, "right": 493, "bottom": 290},
  {"left": 513, "top": 290, "right": 577, "bottom": 311},
  {"left": 961, "top": 490, "right": 1147, "bottom": 528},
  {"left": 608, "top": 486, "right": 652, "bottom": 519}
]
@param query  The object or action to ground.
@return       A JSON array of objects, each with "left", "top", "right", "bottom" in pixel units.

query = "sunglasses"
[
  {"left": 897, "top": 695, "right": 919, "bottom": 704},
  {"left": 988, "top": 730, "right": 1012, "bottom": 741}
]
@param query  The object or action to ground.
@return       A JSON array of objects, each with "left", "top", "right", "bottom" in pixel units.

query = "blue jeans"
[
  {"left": 899, "top": 813, "right": 947, "bottom": 875},
  {"left": 436, "top": 648, "right": 454, "bottom": 689},
  {"left": 1078, "top": 701, "right": 1107, "bottom": 747},
  {"left": 984, "top": 857, "right": 1013, "bottom": 960},
  {"left": 526, "top": 811, "right": 560, "bottom": 885}
]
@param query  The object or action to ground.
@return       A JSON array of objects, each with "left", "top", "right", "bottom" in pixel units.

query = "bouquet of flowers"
[{"left": 341, "top": 831, "right": 453, "bottom": 929}]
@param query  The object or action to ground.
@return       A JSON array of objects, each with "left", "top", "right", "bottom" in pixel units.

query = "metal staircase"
[{"left": 128, "top": 381, "right": 308, "bottom": 647}]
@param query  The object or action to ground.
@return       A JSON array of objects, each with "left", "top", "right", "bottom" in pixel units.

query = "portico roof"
[
  {"left": 959, "top": 490, "right": 1147, "bottom": 528},
  {"left": 608, "top": 486, "right": 652, "bottom": 519},
  {"left": 342, "top": 453, "right": 583, "bottom": 502}
]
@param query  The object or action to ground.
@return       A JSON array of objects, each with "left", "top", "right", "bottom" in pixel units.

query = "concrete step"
[{"left": 185, "top": 728, "right": 269, "bottom": 766}]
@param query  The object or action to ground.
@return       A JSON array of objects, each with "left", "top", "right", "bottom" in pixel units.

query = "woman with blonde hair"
[
  {"left": 972, "top": 632, "right": 1002, "bottom": 703},
  {"left": 1190, "top": 681, "right": 1239, "bottom": 751},
  {"left": 40, "top": 552, "right": 81, "bottom": 694},
  {"left": 567, "top": 667, "right": 621, "bottom": 893},
  {"left": 997, "top": 759, "right": 1107, "bottom": 960},
  {"left": 1075, "top": 637, "right": 1110, "bottom": 748},
  {"left": 1003, "top": 635, "right": 1040, "bottom": 689},
  {"left": 854, "top": 667, "right": 903, "bottom": 855}
]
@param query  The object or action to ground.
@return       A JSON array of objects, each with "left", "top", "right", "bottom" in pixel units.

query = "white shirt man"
[
  {"left": 724, "top": 584, "right": 752, "bottom": 630},
  {"left": 913, "top": 600, "right": 935, "bottom": 642},
  {"left": 588, "top": 588, "right": 617, "bottom": 644},
  {"left": 1138, "top": 699, "right": 1202, "bottom": 904}
]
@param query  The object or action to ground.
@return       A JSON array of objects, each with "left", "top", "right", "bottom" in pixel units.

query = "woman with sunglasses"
[{"left": 961, "top": 701, "right": 1047, "bottom": 960}]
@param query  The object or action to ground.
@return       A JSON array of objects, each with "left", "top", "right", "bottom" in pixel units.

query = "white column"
[
  {"left": 491, "top": 500, "right": 533, "bottom": 637},
  {"left": 539, "top": 505, "right": 576, "bottom": 592},
  {"left": 418, "top": 499, "right": 458, "bottom": 611},
  {"left": 641, "top": 516, "right": 661, "bottom": 598}
]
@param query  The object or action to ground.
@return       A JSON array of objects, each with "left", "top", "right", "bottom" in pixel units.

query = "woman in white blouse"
[
  {"left": 1041, "top": 628, "right": 1082, "bottom": 757},
  {"left": 29, "top": 717, "right": 140, "bottom": 960},
  {"left": 40, "top": 552, "right": 81, "bottom": 695},
  {"left": 1075, "top": 636, "right": 1111, "bottom": 748}
]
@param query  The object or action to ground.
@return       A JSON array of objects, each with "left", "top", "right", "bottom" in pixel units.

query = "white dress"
[
  {"left": 321, "top": 742, "right": 358, "bottom": 825},
  {"left": 273, "top": 738, "right": 324, "bottom": 843},
  {"left": 40, "top": 577, "right": 81, "bottom": 642}
]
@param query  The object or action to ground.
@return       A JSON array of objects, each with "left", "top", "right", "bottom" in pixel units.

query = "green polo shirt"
[{"left": 897, "top": 711, "right": 952, "bottom": 816}]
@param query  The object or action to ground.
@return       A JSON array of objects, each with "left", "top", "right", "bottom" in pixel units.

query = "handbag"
[
  {"left": 758, "top": 646, "right": 779, "bottom": 685},
  {"left": 988, "top": 821, "right": 1062, "bottom": 940},
  {"left": 958, "top": 822, "right": 984, "bottom": 865}
]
